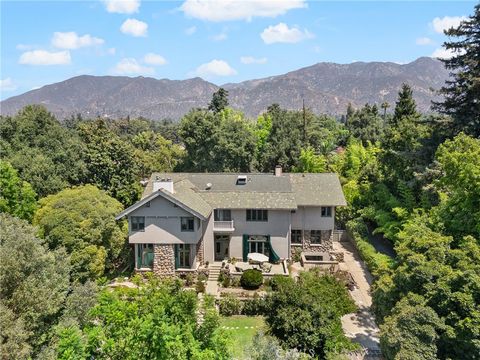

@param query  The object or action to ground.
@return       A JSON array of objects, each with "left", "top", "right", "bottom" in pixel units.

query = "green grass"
[{"left": 219, "top": 316, "right": 265, "bottom": 359}]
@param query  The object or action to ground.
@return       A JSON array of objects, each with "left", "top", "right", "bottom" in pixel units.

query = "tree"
[
  {"left": 264, "top": 271, "right": 357, "bottom": 358},
  {"left": 434, "top": 133, "right": 480, "bottom": 239},
  {"left": 54, "top": 278, "right": 230, "bottom": 359},
  {"left": 0, "top": 160, "right": 37, "bottom": 221},
  {"left": 34, "top": 185, "right": 127, "bottom": 281},
  {"left": 0, "top": 105, "right": 87, "bottom": 197},
  {"left": 78, "top": 119, "right": 142, "bottom": 206},
  {"left": 209, "top": 88, "right": 229, "bottom": 113},
  {"left": 0, "top": 214, "right": 71, "bottom": 356},
  {"left": 392, "top": 84, "right": 419, "bottom": 124},
  {"left": 434, "top": 4, "right": 480, "bottom": 137},
  {"left": 293, "top": 147, "right": 326, "bottom": 173},
  {"left": 346, "top": 103, "right": 384, "bottom": 145},
  {"left": 381, "top": 101, "right": 390, "bottom": 120},
  {"left": 380, "top": 294, "right": 444, "bottom": 360}
]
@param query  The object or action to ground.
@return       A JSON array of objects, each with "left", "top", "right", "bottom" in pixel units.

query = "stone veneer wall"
[
  {"left": 290, "top": 230, "right": 333, "bottom": 258},
  {"left": 195, "top": 236, "right": 204, "bottom": 265},
  {"left": 153, "top": 244, "right": 175, "bottom": 277}
]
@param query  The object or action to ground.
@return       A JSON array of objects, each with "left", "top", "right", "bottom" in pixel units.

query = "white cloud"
[
  {"left": 19, "top": 50, "right": 71, "bottom": 65},
  {"left": 52, "top": 32, "right": 104, "bottom": 49},
  {"left": 0, "top": 78, "right": 17, "bottom": 91},
  {"left": 120, "top": 18, "right": 148, "bottom": 37},
  {"left": 144, "top": 53, "right": 167, "bottom": 65},
  {"left": 185, "top": 26, "right": 197, "bottom": 35},
  {"left": 103, "top": 0, "right": 140, "bottom": 14},
  {"left": 16, "top": 44, "right": 36, "bottom": 50},
  {"left": 240, "top": 56, "right": 267, "bottom": 64},
  {"left": 107, "top": 47, "right": 116, "bottom": 55},
  {"left": 212, "top": 33, "right": 227, "bottom": 41},
  {"left": 431, "top": 48, "right": 460, "bottom": 59},
  {"left": 416, "top": 37, "right": 433, "bottom": 46},
  {"left": 112, "top": 58, "right": 154, "bottom": 75},
  {"left": 180, "top": 0, "right": 306, "bottom": 22},
  {"left": 431, "top": 16, "right": 467, "bottom": 34},
  {"left": 193, "top": 59, "right": 237, "bottom": 78},
  {"left": 261, "top": 22, "right": 313, "bottom": 44}
]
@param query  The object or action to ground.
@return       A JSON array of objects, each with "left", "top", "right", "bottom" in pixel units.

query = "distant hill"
[{"left": 0, "top": 57, "right": 449, "bottom": 120}]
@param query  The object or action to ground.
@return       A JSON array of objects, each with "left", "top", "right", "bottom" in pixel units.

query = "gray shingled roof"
[
  {"left": 140, "top": 172, "right": 346, "bottom": 211},
  {"left": 289, "top": 173, "right": 347, "bottom": 206}
]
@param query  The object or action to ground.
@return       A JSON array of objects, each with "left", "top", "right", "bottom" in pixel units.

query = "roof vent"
[{"left": 236, "top": 175, "right": 247, "bottom": 185}]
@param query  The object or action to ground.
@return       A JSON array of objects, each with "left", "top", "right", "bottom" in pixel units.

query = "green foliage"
[
  {"left": 264, "top": 271, "right": 357, "bottom": 357},
  {"left": 78, "top": 120, "right": 142, "bottom": 206},
  {"left": 241, "top": 294, "right": 267, "bottom": 316},
  {"left": 293, "top": 146, "right": 326, "bottom": 173},
  {"left": 54, "top": 279, "right": 230, "bottom": 359},
  {"left": 380, "top": 294, "right": 444, "bottom": 360},
  {"left": 209, "top": 88, "right": 229, "bottom": 114},
  {"left": 346, "top": 218, "right": 394, "bottom": 277},
  {"left": 346, "top": 103, "right": 384, "bottom": 145},
  {"left": 34, "top": 185, "right": 127, "bottom": 281},
  {"left": 240, "top": 269, "right": 263, "bottom": 289},
  {"left": 434, "top": 133, "right": 480, "bottom": 239},
  {"left": 0, "top": 160, "right": 37, "bottom": 221},
  {"left": 392, "top": 83, "right": 419, "bottom": 124},
  {"left": 434, "top": 4, "right": 480, "bottom": 137},
  {"left": 0, "top": 214, "right": 71, "bottom": 356},
  {"left": 0, "top": 105, "right": 86, "bottom": 197},
  {"left": 246, "top": 332, "right": 311, "bottom": 360},
  {"left": 218, "top": 294, "right": 243, "bottom": 316}
]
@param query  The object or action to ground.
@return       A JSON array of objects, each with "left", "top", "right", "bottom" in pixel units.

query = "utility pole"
[{"left": 302, "top": 98, "right": 307, "bottom": 145}]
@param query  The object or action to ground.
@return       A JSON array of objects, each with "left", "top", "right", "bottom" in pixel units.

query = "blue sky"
[{"left": 0, "top": 0, "right": 475, "bottom": 100}]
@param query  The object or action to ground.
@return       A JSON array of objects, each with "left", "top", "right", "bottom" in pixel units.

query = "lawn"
[{"left": 219, "top": 315, "right": 266, "bottom": 359}]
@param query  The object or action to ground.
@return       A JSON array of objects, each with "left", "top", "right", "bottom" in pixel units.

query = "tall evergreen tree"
[
  {"left": 434, "top": 4, "right": 480, "bottom": 137},
  {"left": 208, "top": 88, "right": 229, "bottom": 113},
  {"left": 392, "top": 83, "right": 419, "bottom": 123}
]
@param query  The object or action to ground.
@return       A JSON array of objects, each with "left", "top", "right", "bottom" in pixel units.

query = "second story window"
[
  {"left": 214, "top": 209, "right": 232, "bottom": 221},
  {"left": 246, "top": 209, "right": 268, "bottom": 222},
  {"left": 131, "top": 216, "right": 145, "bottom": 232},
  {"left": 321, "top": 207, "right": 332, "bottom": 217},
  {"left": 181, "top": 217, "right": 195, "bottom": 232}
]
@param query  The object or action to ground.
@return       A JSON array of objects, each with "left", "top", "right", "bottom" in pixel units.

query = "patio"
[{"left": 224, "top": 260, "right": 289, "bottom": 276}]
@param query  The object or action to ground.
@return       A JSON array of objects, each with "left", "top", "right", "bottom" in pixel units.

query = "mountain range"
[{"left": 0, "top": 57, "right": 449, "bottom": 120}]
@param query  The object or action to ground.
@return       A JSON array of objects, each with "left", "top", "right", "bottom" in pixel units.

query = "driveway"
[{"left": 334, "top": 240, "right": 381, "bottom": 352}]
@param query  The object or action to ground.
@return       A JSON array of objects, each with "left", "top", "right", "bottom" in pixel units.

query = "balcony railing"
[{"left": 213, "top": 220, "right": 235, "bottom": 232}]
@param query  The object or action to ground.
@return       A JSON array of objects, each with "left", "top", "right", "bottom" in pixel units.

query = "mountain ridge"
[{"left": 0, "top": 57, "right": 449, "bottom": 120}]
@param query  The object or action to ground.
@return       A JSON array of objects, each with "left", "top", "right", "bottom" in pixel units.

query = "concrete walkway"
[{"left": 334, "top": 240, "right": 381, "bottom": 352}]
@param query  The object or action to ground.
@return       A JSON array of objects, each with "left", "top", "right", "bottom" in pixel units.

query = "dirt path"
[{"left": 334, "top": 241, "right": 381, "bottom": 352}]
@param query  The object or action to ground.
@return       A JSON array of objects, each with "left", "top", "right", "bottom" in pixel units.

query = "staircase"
[{"left": 208, "top": 262, "right": 222, "bottom": 282}]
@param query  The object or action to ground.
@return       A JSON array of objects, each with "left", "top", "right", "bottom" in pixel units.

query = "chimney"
[
  {"left": 152, "top": 177, "right": 174, "bottom": 193},
  {"left": 275, "top": 165, "right": 283, "bottom": 177}
]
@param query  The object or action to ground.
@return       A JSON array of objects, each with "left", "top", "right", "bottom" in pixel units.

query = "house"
[{"left": 115, "top": 166, "right": 347, "bottom": 277}]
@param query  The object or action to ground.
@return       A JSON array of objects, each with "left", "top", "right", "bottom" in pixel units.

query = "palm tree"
[{"left": 381, "top": 101, "right": 390, "bottom": 120}]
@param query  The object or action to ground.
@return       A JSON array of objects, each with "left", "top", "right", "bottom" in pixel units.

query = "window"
[
  {"left": 248, "top": 235, "right": 269, "bottom": 256},
  {"left": 291, "top": 229, "right": 302, "bottom": 244},
  {"left": 321, "top": 207, "right": 332, "bottom": 217},
  {"left": 131, "top": 216, "right": 145, "bottom": 232},
  {"left": 136, "top": 244, "right": 153, "bottom": 268},
  {"left": 181, "top": 217, "right": 194, "bottom": 232},
  {"left": 310, "top": 230, "right": 322, "bottom": 244},
  {"left": 246, "top": 209, "right": 268, "bottom": 222},
  {"left": 177, "top": 244, "right": 191, "bottom": 268},
  {"left": 214, "top": 209, "right": 232, "bottom": 221}
]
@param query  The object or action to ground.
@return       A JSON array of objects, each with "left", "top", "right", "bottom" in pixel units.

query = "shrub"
[
  {"left": 292, "top": 247, "right": 302, "bottom": 263},
  {"left": 240, "top": 269, "right": 263, "bottom": 289},
  {"left": 270, "top": 275, "right": 294, "bottom": 291},
  {"left": 242, "top": 294, "right": 267, "bottom": 316},
  {"left": 218, "top": 294, "right": 242, "bottom": 316},
  {"left": 197, "top": 273, "right": 208, "bottom": 282},
  {"left": 184, "top": 273, "right": 195, "bottom": 286},
  {"left": 222, "top": 276, "right": 231, "bottom": 288},
  {"left": 196, "top": 280, "right": 205, "bottom": 293}
]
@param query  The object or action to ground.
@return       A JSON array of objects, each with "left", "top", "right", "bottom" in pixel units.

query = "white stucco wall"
[
  {"left": 202, "top": 215, "right": 215, "bottom": 263},
  {"left": 290, "top": 206, "right": 335, "bottom": 231},
  {"left": 128, "top": 196, "right": 203, "bottom": 244},
  {"left": 223, "top": 209, "right": 291, "bottom": 260}
]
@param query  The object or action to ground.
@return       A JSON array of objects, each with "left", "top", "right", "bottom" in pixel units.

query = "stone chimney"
[
  {"left": 152, "top": 177, "right": 174, "bottom": 193},
  {"left": 275, "top": 165, "right": 283, "bottom": 177}
]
